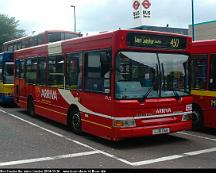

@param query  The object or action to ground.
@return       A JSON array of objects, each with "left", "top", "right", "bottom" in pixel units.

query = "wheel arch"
[
  {"left": 27, "top": 95, "right": 34, "bottom": 101},
  {"left": 192, "top": 102, "right": 203, "bottom": 115},
  {"left": 27, "top": 94, "right": 36, "bottom": 117},
  {"left": 192, "top": 102, "right": 204, "bottom": 130}
]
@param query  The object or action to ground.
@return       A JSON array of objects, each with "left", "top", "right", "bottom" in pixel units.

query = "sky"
[{"left": 0, "top": 0, "right": 216, "bottom": 36}]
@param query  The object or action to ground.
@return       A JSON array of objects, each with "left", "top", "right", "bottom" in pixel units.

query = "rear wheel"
[
  {"left": 68, "top": 109, "right": 82, "bottom": 134},
  {"left": 27, "top": 97, "right": 35, "bottom": 117},
  {"left": 192, "top": 106, "right": 203, "bottom": 130}
]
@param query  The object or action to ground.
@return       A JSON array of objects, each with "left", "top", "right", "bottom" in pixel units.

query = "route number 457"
[{"left": 170, "top": 38, "right": 180, "bottom": 48}]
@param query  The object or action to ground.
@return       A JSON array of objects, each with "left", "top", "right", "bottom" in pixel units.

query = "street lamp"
[
  {"left": 71, "top": 5, "right": 76, "bottom": 32},
  {"left": 191, "top": 0, "right": 195, "bottom": 41}
]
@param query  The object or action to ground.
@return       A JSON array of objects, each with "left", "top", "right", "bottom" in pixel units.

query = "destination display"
[{"left": 127, "top": 32, "right": 187, "bottom": 50}]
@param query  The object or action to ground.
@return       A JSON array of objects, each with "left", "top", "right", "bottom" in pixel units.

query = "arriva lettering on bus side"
[{"left": 41, "top": 89, "right": 57, "bottom": 101}]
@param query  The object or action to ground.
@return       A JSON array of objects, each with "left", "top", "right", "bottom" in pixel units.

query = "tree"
[{"left": 0, "top": 14, "right": 26, "bottom": 52}]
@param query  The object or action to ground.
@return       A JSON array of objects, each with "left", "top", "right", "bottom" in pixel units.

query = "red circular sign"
[
  {"left": 133, "top": 1, "right": 140, "bottom": 10},
  {"left": 142, "top": 0, "right": 151, "bottom": 9}
]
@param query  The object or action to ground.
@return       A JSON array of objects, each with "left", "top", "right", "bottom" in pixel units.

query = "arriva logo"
[
  {"left": 156, "top": 108, "right": 172, "bottom": 114},
  {"left": 41, "top": 89, "right": 57, "bottom": 101}
]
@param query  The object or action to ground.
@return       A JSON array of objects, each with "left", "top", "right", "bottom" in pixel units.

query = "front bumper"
[{"left": 112, "top": 120, "right": 192, "bottom": 141}]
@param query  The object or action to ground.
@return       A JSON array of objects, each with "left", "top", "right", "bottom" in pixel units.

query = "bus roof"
[
  {"left": 63, "top": 29, "right": 190, "bottom": 43},
  {"left": 193, "top": 39, "right": 216, "bottom": 46},
  {"left": 192, "top": 40, "right": 216, "bottom": 54},
  {"left": 3, "top": 35, "right": 32, "bottom": 45},
  {"left": 14, "top": 29, "right": 192, "bottom": 56},
  {"left": 3, "top": 30, "right": 82, "bottom": 45}
]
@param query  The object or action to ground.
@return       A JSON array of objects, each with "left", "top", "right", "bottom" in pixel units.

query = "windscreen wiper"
[
  {"left": 172, "top": 88, "right": 180, "bottom": 100},
  {"left": 138, "top": 87, "right": 153, "bottom": 102}
]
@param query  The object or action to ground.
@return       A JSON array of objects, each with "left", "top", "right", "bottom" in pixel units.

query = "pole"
[
  {"left": 192, "top": 0, "right": 195, "bottom": 41},
  {"left": 71, "top": 5, "right": 76, "bottom": 32}
]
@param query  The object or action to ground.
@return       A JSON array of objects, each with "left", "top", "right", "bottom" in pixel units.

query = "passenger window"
[
  {"left": 48, "top": 55, "right": 64, "bottom": 88},
  {"left": 48, "top": 33, "right": 61, "bottom": 43},
  {"left": 66, "top": 53, "right": 82, "bottom": 90},
  {"left": 38, "top": 57, "right": 47, "bottom": 85},
  {"left": 209, "top": 54, "right": 216, "bottom": 90},
  {"left": 38, "top": 35, "right": 44, "bottom": 45},
  {"left": 191, "top": 55, "right": 208, "bottom": 90},
  {"left": 84, "top": 50, "right": 112, "bottom": 93},
  {"left": 17, "top": 42, "right": 22, "bottom": 50},
  {"left": 20, "top": 60, "right": 25, "bottom": 78},
  {"left": 4, "top": 62, "right": 14, "bottom": 84},
  {"left": 21, "top": 39, "right": 29, "bottom": 49},
  {"left": 26, "top": 58, "right": 37, "bottom": 84},
  {"left": 0, "top": 62, "right": 2, "bottom": 82},
  {"left": 15, "top": 60, "right": 20, "bottom": 78}
]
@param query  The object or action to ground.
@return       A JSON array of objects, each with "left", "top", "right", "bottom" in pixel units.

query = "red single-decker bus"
[{"left": 14, "top": 29, "right": 192, "bottom": 141}]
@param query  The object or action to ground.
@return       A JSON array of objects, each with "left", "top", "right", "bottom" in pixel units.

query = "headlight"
[
  {"left": 186, "top": 104, "right": 192, "bottom": 112},
  {"left": 182, "top": 114, "right": 191, "bottom": 121},
  {"left": 113, "top": 119, "right": 136, "bottom": 128}
]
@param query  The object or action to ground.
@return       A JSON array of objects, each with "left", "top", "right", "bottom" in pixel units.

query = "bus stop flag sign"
[{"left": 132, "top": 0, "right": 152, "bottom": 27}]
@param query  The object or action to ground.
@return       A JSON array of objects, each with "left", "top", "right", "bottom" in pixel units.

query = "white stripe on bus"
[{"left": 58, "top": 89, "right": 192, "bottom": 121}]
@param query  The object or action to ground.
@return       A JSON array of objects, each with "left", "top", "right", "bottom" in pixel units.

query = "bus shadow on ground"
[
  {"left": 0, "top": 102, "right": 18, "bottom": 108},
  {"left": 84, "top": 133, "right": 189, "bottom": 149},
  {"left": 192, "top": 128, "right": 216, "bottom": 136}
]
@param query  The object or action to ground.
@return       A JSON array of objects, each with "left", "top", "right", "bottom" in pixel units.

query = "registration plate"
[{"left": 152, "top": 128, "right": 170, "bottom": 135}]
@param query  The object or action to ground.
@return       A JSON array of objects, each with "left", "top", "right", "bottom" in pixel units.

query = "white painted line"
[
  {"left": 178, "top": 131, "right": 216, "bottom": 142},
  {"left": 0, "top": 109, "right": 7, "bottom": 114},
  {"left": 98, "top": 151, "right": 133, "bottom": 166},
  {"left": 184, "top": 147, "right": 216, "bottom": 156},
  {"left": 0, "top": 151, "right": 100, "bottom": 167},
  {"left": 130, "top": 147, "right": 216, "bottom": 166},
  {"left": 131, "top": 155, "right": 183, "bottom": 166}
]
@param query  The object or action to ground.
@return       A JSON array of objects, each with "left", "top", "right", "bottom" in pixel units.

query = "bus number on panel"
[{"left": 170, "top": 38, "right": 180, "bottom": 48}]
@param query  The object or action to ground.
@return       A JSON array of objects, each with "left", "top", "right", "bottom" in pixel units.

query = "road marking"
[
  {"left": 0, "top": 151, "right": 100, "bottom": 167},
  {"left": 131, "top": 147, "right": 216, "bottom": 166},
  {"left": 178, "top": 131, "right": 216, "bottom": 142},
  {"left": 1, "top": 108, "right": 216, "bottom": 167},
  {"left": 184, "top": 147, "right": 216, "bottom": 156},
  {"left": 131, "top": 155, "right": 183, "bottom": 166}
]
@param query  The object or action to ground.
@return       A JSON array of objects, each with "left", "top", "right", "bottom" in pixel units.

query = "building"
[
  {"left": 189, "top": 20, "right": 216, "bottom": 40},
  {"left": 133, "top": 25, "right": 188, "bottom": 35}
]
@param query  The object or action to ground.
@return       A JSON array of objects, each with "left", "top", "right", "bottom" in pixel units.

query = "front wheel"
[
  {"left": 192, "top": 106, "right": 203, "bottom": 130},
  {"left": 68, "top": 109, "right": 82, "bottom": 134}
]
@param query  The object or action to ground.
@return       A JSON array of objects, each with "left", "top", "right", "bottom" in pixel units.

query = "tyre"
[
  {"left": 27, "top": 97, "right": 35, "bottom": 117},
  {"left": 68, "top": 109, "right": 82, "bottom": 134},
  {"left": 192, "top": 106, "right": 203, "bottom": 130}
]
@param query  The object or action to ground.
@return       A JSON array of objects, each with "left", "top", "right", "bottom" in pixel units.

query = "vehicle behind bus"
[
  {"left": 191, "top": 40, "right": 216, "bottom": 130},
  {"left": 3, "top": 30, "right": 82, "bottom": 52},
  {"left": 0, "top": 52, "right": 14, "bottom": 103},
  {"left": 14, "top": 29, "right": 192, "bottom": 141}
]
